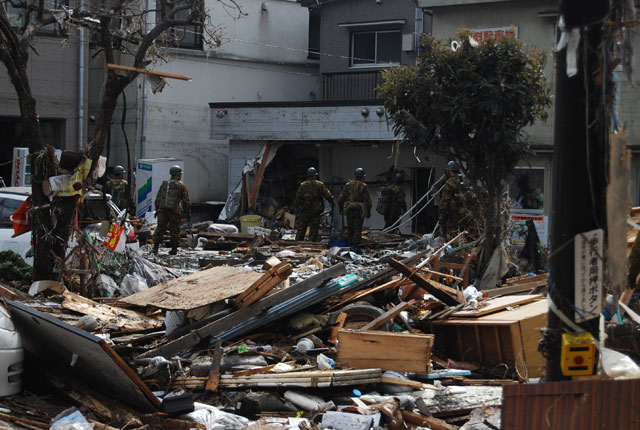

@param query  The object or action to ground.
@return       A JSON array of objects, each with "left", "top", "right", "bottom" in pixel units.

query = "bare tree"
[{"left": 0, "top": 0, "right": 239, "bottom": 280}]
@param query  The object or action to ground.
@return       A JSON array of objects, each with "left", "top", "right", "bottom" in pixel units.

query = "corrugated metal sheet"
[{"left": 501, "top": 378, "right": 640, "bottom": 429}]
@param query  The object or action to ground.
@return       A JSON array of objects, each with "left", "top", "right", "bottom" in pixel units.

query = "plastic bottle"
[
  {"left": 336, "top": 273, "right": 360, "bottom": 288},
  {"left": 317, "top": 353, "right": 335, "bottom": 370},
  {"left": 296, "top": 338, "right": 314, "bottom": 352}
]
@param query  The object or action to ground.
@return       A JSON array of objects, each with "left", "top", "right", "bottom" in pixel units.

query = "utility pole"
[{"left": 546, "top": 0, "right": 610, "bottom": 381}]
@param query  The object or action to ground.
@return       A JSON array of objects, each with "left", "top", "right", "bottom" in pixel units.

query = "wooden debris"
[
  {"left": 389, "top": 259, "right": 461, "bottom": 306},
  {"left": 381, "top": 375, "right": 440, "bottom": 391},
  {"left": 137, "top": 264, "right": 346, "bottom": 359},
  {"left": 61, "top": 291, "right": 163, "bottom": 332},
  {"left": 121, "top": 266, "right": 263, "bottom": 310},
  {"left": 205, "top": 340, "right": 223, "bottom": 392},
  {"left": 402, "top": 410, "right": 459, "bottom": 430},
  {"left": 232, "top": 262, "right": 292, "bottom": 309},
  {"left": 219, "top": 368, "right": 382, "bottom": 388},
  {"left": 328, "top": 312, "right": 347, "bottom": 344},
  {"left": 336, "top": 330, "right": 434, "bottom": 373},
  {"left": 359, "top": 300, "right": 416, "bottom": 331},
  {"left": 433, "top": 300, "right": 548, "bottom": 377},
  {"left": 449, "top": 294, "right": 543, "bottom": 317}
]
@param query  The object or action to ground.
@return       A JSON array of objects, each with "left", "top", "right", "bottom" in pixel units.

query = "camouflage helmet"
[
  {"left": 306, "top": 167, "right": 318, "bottom": 178},
  {"left": 354, "top": 167, "right": 366, "bottom": 179},
  {"left": 113, "top": 165, "right": 125, "bottom": 175},
  {"left": 170, "top": 165, "right": 183, "bottom": 176},
  {"left": 446, "top": 160, "right": 459, "bottom": 172}
]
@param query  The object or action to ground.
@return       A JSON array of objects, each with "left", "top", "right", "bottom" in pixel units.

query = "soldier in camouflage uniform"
[
  {"left": 439, "top": 161, "right": 472, "bottom": 239},
  {"left": 294, "top": 167, "right": 334, "bottom": 242},
  {"left": 382, "top": 172, "right": 407, "bottom": 231},
  {"left": 105, "top": 165, "right": 129, "bottom": 212},
  {"left": 153, "top": 165, "right": 191, "bottom": 255},
  {"left": 338, "top": 168, "right": 372, "bottom": 246}
]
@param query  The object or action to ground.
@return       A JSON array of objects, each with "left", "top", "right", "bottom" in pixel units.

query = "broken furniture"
[{"left": 432, "top": 299, "right": 548, "bottom": 377}]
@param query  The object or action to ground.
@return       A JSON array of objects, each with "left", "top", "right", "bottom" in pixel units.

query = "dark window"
[
  {"left": 4, "top": 0, "right": 68, "bottom": 34},
  {"left": 351, "top": 30, "right": 401, "bottom": 66},
  {"left": 158, "top": 1, "right": 203, "bottom": 50},
  {"left": 308, "top": 8, "right": 320, "bottom": 60}
]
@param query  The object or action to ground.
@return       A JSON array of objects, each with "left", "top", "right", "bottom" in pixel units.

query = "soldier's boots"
[{"left": 169, "top": 247, "right": 178, "bottom": 255}]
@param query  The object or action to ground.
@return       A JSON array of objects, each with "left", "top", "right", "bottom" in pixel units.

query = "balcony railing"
[{"left": 321, "top": 71, "right": 384, "bottom": 102}]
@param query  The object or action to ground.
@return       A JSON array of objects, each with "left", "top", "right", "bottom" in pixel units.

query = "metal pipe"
[{"left": 77, "top": 0, "right": 85, "bottom": 149}]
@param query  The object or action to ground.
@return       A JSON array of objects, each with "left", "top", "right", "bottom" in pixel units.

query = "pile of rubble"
[{"left": 0, "top": 217, "right": 635, "bottom": 430}]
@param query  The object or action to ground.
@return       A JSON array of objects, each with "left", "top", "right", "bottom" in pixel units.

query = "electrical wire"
[{"left": 382, "top": 173, "right": 446, "bottom": 233}]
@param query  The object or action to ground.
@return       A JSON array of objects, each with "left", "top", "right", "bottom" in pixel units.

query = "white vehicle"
[
  {"left": 0, "top": 188, "right": 31, "bottom": 263},
  {"left": 0, "top": 187, "right": 136, "bottom": 265}
]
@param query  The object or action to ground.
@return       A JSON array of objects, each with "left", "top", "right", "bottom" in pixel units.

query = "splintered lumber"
[
  {"left": 402, "top": 411, "right": 459, "bottom": 430},
  {"left": 121, "top": 266, "right": 263, "bottom": 310},
  {"left": 336, "top": 330, "right": 434, "bottom": 373},
  {"left": 136, "top": 264, "right": 346, "bottom": 359},
  {"left": 61, "top": 291, "right": 163, "bottom": 332},
  {"left": 219, "top": 368, "right": 382, "bottom": 388},
  {"left": 381, "top": 376, "right": 440, "bottom": 391},
  {"left": 328, "top": 312, "right": 347, "bottom": 344},
  {"left": 359, "top": 300, "right": 416, "bottom": 331},
  {"left": 388, "top": 259, "right": 460, "bottom": 306},
  {"left": 484, "top": 278, "right": 548, "bottom": 298},
  {"left": 205, "top": 340, "right": 223, "bottom": 392},
  {"left": 232, "top": 262, "right": 292, "bottom": 309},
  {"left": 504, "top": 273, "right": 548, "bottom": 285},
  {"left": 326, "top": 277, "right": 412, "bottom": 312},
  {"left": 449, "top": 294, "right": 543, "bottom": 317}
]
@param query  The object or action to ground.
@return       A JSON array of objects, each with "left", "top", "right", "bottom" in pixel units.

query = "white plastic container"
[{"left": 0, "top": 306, "right": 23, "bottom": 396}]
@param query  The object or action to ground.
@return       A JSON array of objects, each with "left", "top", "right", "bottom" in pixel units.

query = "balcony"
[{"left": 321, "top": 70, "right": 383, "bottom": 102}]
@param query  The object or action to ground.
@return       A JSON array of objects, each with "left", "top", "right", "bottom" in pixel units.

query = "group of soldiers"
[
  {"left": 104, "top": 164, "right": 191, "bottom": 255},
  {"left": 294, "top": 167, "right": 407, "bottom": 246},
  {"left": 106, "top": 160, "right": 474, "bottom": 255}
]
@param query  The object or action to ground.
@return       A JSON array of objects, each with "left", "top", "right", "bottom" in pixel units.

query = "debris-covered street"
[{"left": 1, "top": 0, "right": 640, "bottom": 428}]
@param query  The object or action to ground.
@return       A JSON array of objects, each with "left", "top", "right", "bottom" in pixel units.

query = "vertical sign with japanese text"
[{"left": 574, "top": 229, "right": 603, "bottom": 322}]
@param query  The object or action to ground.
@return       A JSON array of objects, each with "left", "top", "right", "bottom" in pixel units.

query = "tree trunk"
[
  {"left": 2, "top": 44, "right": 57, "bottom": 280},
  {"left": 481, "top": 180, "right": 503, "bottom": 271}
]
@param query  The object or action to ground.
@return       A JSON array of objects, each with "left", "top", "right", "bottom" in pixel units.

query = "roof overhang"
[{"left": 338, "top": 19, "right": 407, "bottom": 28}]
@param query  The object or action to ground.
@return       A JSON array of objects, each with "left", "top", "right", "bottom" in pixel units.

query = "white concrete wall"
[{"left": 139, "top": 0, "right": 320, "bottom": 203}]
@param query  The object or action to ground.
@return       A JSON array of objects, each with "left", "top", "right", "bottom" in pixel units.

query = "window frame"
[
  {"left": 350, "top": 28, "right": 402, "bottom": 68},
  {"left": 156, "top": 1, "right": 204, "bottom": 51}
]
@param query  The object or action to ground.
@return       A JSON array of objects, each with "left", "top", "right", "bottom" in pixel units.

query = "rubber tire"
[{"left": 329, "top": 303, "right": 392, "bottom": 331}]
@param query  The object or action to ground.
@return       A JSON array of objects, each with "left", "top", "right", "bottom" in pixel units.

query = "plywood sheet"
[
  {"left": 337, "top": 330, "right": 434, "bottom": 373},
  {"left": 62, "top": 291, "right": 163, "bottom": 332},
  {"left": 450, "top": 294, "right": 544, "bottom": 318},
  {"left": 6, "top": 300, "right": 160, "bottom": 412},
  {"left": 121, "top": 266, "right": 263, "bottom": 310}
]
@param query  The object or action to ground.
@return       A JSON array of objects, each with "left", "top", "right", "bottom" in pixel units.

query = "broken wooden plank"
[
  {"left": 359, "top": 300, "right": 416, "bottom": 331},
  {"left": 205, "top": 340, "right": 223, "bottom": 392},
  {"left": 121, "top": 266, "right": 263, "bottom": 310},
  {"left": 504, "top": 273, "right": 548, "bottom": 285},
  {"left": 326, "top": 277, "right": 409, "bottom": 312},
  {"left": 449, "top": 294, "right": 544, "bottom": 317},
  {"left": 136, "top": 264, "right": 346, "bottom": 359},
  {"left": 484, "top": 279, "right": 548, "bottom": 298},
  {"left": 249, "top": 143, "right": 272, "bottom": 211},
  {"left": 381, "top": 376, "right": 440, "bottom": 391},
  {"left": 402, "top": 410, "right": 459, "bottom": 430},
  {"left": 328, "top": 312, "right": 347, "bottom": 344},
  {"left": 389, "top": 259, "right": 460, "bottom": 306},
  {"left": 107, "top": 63, "right": 191, "bottom": 81},
  {"left": 232, "top": 262, "right": 292, "bottom": 309},
  {"left": 337, "top": 330, "right": 434, "bottom": 373},
  {"left": 61, "top": 291, "right": 163, "bottom": 332}
]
